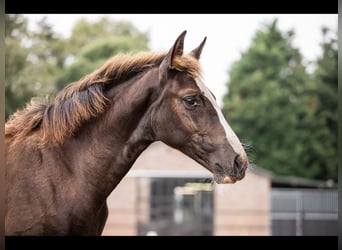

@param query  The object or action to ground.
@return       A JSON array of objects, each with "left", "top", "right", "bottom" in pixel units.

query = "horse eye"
[{"left": 183, "top": 95, "right": 199, "bottom": 109}]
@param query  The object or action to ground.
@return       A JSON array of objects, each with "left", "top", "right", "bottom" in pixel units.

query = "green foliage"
[
  {"left": 56, "top": 18, "right": 149, "bottom": 90},
  {"left": 5, "top": 14, "right": 31, "bottom": 117},
  {"left": 80, "top": 36, "right": 147, "bottom": 61},
  {"left": 310, "top": 27, "right": 338, "bottom": 180},
  {"left": 222, "top": 19, "right": 337, "bottom": 181},
  {"left": 5, "top": 15, "right": 150, "bottom": 120},
  {"left": 6, "top": 15, "right": 63, "bottom": 119},
  {"left": 68, "top": 17, "right": 149, "bottom": 56}
]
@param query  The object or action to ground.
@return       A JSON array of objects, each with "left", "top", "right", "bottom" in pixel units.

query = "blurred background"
[{"left": 5, "top": 14, "right": 338, "bottom": 236}]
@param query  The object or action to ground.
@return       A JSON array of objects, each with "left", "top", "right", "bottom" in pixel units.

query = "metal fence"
[
  {"left": 134, "top": 177, "right": 338, "bottom": 236},
  {"left": 271, "top": 188, "right": 338, "bottom": 236},
  {"left": 137, "top": 177, "right": 213, "bottom": 236}
]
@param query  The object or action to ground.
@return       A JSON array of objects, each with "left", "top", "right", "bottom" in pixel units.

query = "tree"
[
  {"left": 6, "top": 15, "right": 150, "bottom": 120},
  {"left": 222, "top": 19, "right": 336, "bottom": 181},
  {"left": 5, "top": 14, "right": 31, "bottom": 118},
  {"left": 308, "top": 27, "right": 337, "bottom": 181},
  {"left": 56, "top": 17, "right": 149, "bottom": 90},
  {"left": 5, "top": 15, "right": 67, "bottom": 120},
  {"left": 68, "top": 17, "right": 149, "bottom": 55}
]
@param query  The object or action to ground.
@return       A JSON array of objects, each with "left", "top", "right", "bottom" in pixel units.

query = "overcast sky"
[{"left": 24, "top": 14, "right": 337, "bottom": 107}]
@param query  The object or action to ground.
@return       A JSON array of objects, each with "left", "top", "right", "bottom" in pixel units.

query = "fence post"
[{"left": 295, "top": 191, "right": 303, "bottom": 236}]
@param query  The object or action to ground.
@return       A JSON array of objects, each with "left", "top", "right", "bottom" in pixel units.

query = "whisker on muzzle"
[
  {"left": 200, "top": 177, "right": 215, "bottom": 186},
  {"left": 241, "top": 140, "right": 256, "bottom": 167}
]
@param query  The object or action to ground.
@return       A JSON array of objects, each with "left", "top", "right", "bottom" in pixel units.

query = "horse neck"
[{"left": 63, "top": 68, "right": 160, "bottom": 200}]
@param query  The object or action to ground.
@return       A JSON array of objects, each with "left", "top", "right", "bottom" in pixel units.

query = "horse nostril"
[{"left": 234, "top": 155, "right": 244, "bottom": 170}]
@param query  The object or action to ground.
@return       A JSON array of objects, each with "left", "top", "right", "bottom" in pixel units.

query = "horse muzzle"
[{"left": 212, "top": 154, "right": 248, "bottom": 184}]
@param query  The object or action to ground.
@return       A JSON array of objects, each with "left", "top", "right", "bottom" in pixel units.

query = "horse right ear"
[
  {"left": 159, "top": 30, "right": 187, "bottom": 83},
  {"left": 190, "top": 36, "right": 207, "bottom": 60}
]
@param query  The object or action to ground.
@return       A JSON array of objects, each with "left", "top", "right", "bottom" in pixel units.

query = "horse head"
[{"left": 152, "top": 30, "right": 249, "bottom": 184}]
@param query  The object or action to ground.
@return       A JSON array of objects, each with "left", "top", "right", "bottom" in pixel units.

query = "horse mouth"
[{"left": 212, "top": 163, "right": 246, "bottom": 184}]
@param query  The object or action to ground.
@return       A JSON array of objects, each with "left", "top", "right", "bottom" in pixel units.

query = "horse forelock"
[
  {"left": 172, "top": 54, "right": 202, "bottom": 79},
  {"left": 5, "top": 51, "right": 202, "bottom": 145}
]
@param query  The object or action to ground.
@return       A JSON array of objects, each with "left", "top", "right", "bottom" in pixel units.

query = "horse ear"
[
  {"left": 190, "top": 36, "right": 207, "bottom": 59},
  {"left": 159, "top": 30, "right": 187, "bottom": 83}
]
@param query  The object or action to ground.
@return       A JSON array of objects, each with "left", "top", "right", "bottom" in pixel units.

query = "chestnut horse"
[{"left": 5, "top": 31, "right": 249, "bottom": 235}]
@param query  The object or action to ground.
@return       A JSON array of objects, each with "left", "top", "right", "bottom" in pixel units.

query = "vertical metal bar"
[{"left": 295, "top": 191, "right": 303, "bottom": 236}]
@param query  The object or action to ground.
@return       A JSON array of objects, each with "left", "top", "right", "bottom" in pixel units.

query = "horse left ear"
[
  {"left": 159, "top": 30, "right": 187, "bottom": 83},
  {"left": 190, "top": 36, "right": 207, "bottom": 59}
]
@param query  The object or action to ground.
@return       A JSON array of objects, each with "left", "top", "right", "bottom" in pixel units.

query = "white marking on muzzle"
[{"left": 195, "top": 77, "right": 245, "bottom": 155}]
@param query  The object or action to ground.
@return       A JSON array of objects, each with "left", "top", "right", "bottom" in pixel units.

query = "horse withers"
[{"left": 5, "top": 30, "right": 249, "bottom": 235}]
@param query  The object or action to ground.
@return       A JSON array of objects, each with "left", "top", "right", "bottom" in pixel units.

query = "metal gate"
[
  {"left": 136, "top": 177, "right": 214, "bottom": 236},
  {"left": 271, "top": 188, "right": 338, "bottom": 235}
]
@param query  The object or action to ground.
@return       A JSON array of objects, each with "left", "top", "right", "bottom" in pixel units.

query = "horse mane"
[{"left": 5, "top": 51, "right": 202, "bottom": 145}]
